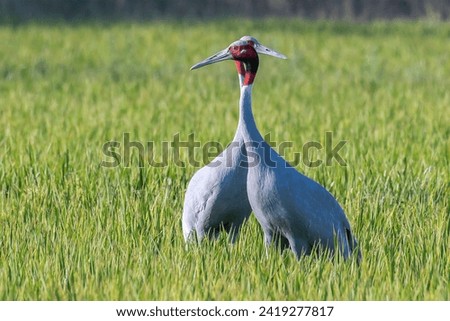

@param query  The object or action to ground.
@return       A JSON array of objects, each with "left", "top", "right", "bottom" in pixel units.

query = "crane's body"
[
  {"left": 238, "top": 84, "right": 359, "bottom": 259},
  {"left": 182, "top": 64, "right": 251, "bottom": 242},
  {"left": 189, "top": 36, "right": 360, "bottom": 260}
]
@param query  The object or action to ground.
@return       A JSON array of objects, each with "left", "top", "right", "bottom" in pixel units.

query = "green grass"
[{"left": 0, "top": 19, "right": 448, "bottom": 300}]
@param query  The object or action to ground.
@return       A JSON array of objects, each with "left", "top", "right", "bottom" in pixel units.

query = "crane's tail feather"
[{"left": 345, "top": 228, "right": 362, "bottom": 263}]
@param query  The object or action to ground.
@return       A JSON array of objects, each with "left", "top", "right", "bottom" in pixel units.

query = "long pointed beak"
[
  {"left": 254, "top": 43, "right": 287, "bottom": 59},
  {"left": 190, "top": 48, "right": 232, "bottom": 70}
]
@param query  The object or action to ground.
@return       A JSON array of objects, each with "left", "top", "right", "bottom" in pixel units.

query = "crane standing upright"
[
  {"left": 183, "top": 38, "right": 287, "bottom": 243},
  {"left": 182, "top": 63, "right": 250, "bottom": 242},
  {"left": 190, "top": 36, "right": 361, "bottom": 260}
]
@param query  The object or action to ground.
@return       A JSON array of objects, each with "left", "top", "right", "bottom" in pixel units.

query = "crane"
[
  {"left": 190, "top": 36, "right": 361, "bottom": 260},
  {"left": 182, "top": 60, "right": 250, "bottom": 242},
  {"left": 182, "top": 49, "right": 250, "bottom": 242},
  {"left": 183, "top": 37, "right": 286, "bottom": 243}
]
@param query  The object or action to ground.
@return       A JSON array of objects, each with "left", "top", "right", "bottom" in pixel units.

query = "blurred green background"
[{"left": 1, "top": 0, "right": 449, "bottom": 23}]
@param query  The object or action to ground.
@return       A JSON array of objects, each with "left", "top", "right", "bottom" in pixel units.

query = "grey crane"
[{"left": 182, "top": 37, "right": 285, "bottom": 242}]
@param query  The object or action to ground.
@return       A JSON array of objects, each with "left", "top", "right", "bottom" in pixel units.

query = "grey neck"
[{"left": 237, "top": 85, "right": 263, "bottom": 142}]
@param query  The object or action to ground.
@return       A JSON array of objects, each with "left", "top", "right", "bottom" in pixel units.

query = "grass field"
[{"left": 0, "top": 19, "right": 448, "bottom": 300}]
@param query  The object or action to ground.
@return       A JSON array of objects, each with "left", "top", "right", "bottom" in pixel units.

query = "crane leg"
[
  {"left": 264, "top": 229, "right": 290, "bottom": 257},
  {"left": 224, "top": 219, "right": 247, "bottom": 244},
  {"left": 289, "top": 237, "right": 312, "bottom": 260},
  {"left": 263, "top": 230, "right": 273, "bottom": 258},
  {"left": 224, "top": 222, "right": 241, "bottom": 243}
]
